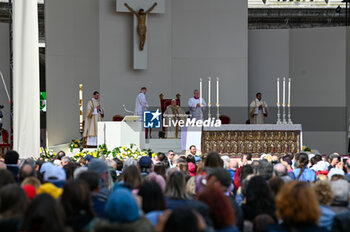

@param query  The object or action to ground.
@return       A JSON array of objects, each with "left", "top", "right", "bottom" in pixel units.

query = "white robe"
[
  {"left": 134, "top": 92, "right": 148, "bottom": 121},
  {"left": 188, "top": 97, "right": 206, "bottom": 120},
  {"left": 250, "top": 98, "right": 268, "bottom": 124},
  {"left": 83, "top": 98, "right": 104, "bottom": 146},
  {"left": 164, "top": 105, "right": 186, "bottom": 138}
]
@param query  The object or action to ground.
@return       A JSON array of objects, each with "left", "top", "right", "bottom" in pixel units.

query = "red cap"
[{"left": 22, "top": 185, "right": 36, "bottom": 200}]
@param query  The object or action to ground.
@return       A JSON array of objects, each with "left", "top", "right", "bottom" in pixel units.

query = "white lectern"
[{"left": 97, "top": 116, "right": 145, "bottom": 149}]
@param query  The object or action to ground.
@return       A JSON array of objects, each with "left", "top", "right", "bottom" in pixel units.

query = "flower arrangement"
[
  {"left": 39, "top": 147, "right": 57, "bottom": 161},
  {"left": 38, "top": 144, "right": 155, "bottom": 163},
  {"left": 111, "top": 143, "right": 151, "bottom": 161},
  {"left": 69, "top": 139, "right": 82, "bottom": 152},
  {"left": 302, "top": 146, "right": 313, "bottom": 153}
]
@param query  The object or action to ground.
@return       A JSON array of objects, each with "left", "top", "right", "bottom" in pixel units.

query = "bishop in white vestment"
[
  {"left": 188, "top": 89, "right": 206, "bottom": 120},
  {"left": 250, "top": 92, "right": 268, "bottom": 124},
  {"left": 164, "top": 99, "right": 186, "bottom": 138},
  {"left": 83, "top": 91, "right": 104, "bottom": 146},
  {"left": 134, "top": 87, "right": 149, "bottom": 121}
]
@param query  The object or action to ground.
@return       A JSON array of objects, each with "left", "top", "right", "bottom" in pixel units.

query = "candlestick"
[
  {"left": 208, "top": 77, "right": 211, "bottom": 119},
  {"left": 276, "top": 78, "right": 282, "bottom": 124},
  {"left": 288, "top": 78, "right": 291, "bottom": 106},
  {"left": 216, "top": 77, "right": 220, "bottom": 119},
  {"left": 208, "top": 77, "right": 211, "bottom": 107},
  {"left": 288, "top": 77, "right": 293, "bottom": 124},
  {"left": 200, "top": 78, "right": 203, "bottom": 120},
  {"left": 282, "top": 77, "right": 285, "bottom": 106},
  {"left": 79, "top": 84, "right": 84, "bottom": 132},
  {"left": 282, "top": 77, "right": 287, "bottom": 124}
]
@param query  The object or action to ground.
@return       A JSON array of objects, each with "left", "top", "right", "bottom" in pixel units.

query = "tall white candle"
[
  {"left": 277, "top": 77, "right": 280, "bottom": 106},
  {"left": 200, "top": 78, "right": 203, "bottom": 107},
  {"left": 208, "top": 77, "right": 211, "bottom": 106},
  {"left": 288, "top": 78, "right": 291, "bottom": 106},
  {"left": 79, "top": 84, "right": 83, "bottom": 131},
  {"left": 216, "top": 77, "right": 219, "bottom": 105},
  {"left": 282, "top": 77, "right": 286, "bottom": 106}
]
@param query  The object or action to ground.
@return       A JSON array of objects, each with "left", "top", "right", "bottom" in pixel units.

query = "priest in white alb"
[
  {"left": 164, "top": 99, "right": 186, "bottom": 138},
  {"left": 250, "top": 92, "right": 268, "bottom": 124},
  {"left": 188, "top": 89, "right": 206, "bottom": 120},
  {"left": 83, "top": 91, "right": 104, "bottom": 147},
  {"left": 134, "top": 87, "right": 149, "bottom": 121}
]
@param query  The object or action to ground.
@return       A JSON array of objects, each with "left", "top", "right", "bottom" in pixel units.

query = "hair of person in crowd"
[
  {"left": 4, "top": 150, "right": 19, "bottom": 164},
  {"left": 57, "top": 151, "right": 66, "bottom": 160},
  {"left": 186, "top": 176, "right": 197, "bottom": 197},
  {"left": 63, "top": 161, "right": 78, "bottom": 180},
  {"left": 276, "top": 181, "right": 320, "bottom": 226},
  {"left": 154, "top": 162, "right": 167, "bottom": 180},
  {"left": 0, "top": 169, "right": 15, "bottom": 188},
  {"left": 312, "top": 180, "right": 334, "bottom": 206},
  {"left": 165, "top": 170, "right": 190, "bottom": 200},
  {"left": 268, "top": 176, "right": 285, "bottom": 197},
  {"left": 122, "top": 165, "right": 142, "bottom": 190},
  {"left": 256, "top": 160, "right": 273, "bottom": 181},
  {"left": 239, "top": 165, "right": 254, "bottom": 182},
  {"left": 113, "top": 158, "right": 124, "bottom": 171},
  {"left": 295, "top": 153, "right": 309, "bottom": 180},
  {"left": 204, "top": 152, "right": 223, "bottom": 168},
  {"left": 78, "top": 171, "right": 100, "bottom": 192},
  {"left": 21, "top": 177, "right": 41, "bottom": 190},
  {"left": 253, "top": 214, "right": 276, "bottom": 232},
  {"left": 330, "top": 179, "right": 350, "bottom": 205},
  {"left": 244, "top": 175, "right": 276, "bottom": 221},
  {"left": 197, "top": 182, "right": 235, "bottom": 230},
  {"left": 123, "top": 157, "right": 137, "bottom": 168},
  {"left": 61, "top": 179, "right": 94, "bottom": 219},
  {"left": 21, "top": 193, "right": 66, "bottom": 232},
  {"left": 162, "top": 207, "right": 202, "bottom": 232},
  {"left": 138, "top": 181, "right": 166, "bottom": 214},
  {"left": 0, "top": 184, "right": 29, "bottom": 219}
]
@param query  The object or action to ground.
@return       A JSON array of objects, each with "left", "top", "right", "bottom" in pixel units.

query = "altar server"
[
  {"left": 134, "top": 87, "right": 149, "bottom": 121},
  {"left": 188, "top": 89, "right": 206, "bottom": 120}
]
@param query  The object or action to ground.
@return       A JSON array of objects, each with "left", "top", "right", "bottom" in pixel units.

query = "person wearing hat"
[
  {"left": 88, "top": 159, "right": 111, "bottom": 203},
  {"left": 138, "top": 156, "right": 153, "bottom": 182},
  {"left": 91, "top": 186, "right": 154, "bottom": 232},
  {"left": 41, "top": 162, "right": 67, "bottom": 188}
]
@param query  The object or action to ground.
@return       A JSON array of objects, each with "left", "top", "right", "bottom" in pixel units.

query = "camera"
[{"left": 0, "top": 105, "right": 3, "bottom": 109}]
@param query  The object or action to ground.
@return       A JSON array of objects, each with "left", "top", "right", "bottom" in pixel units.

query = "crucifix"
[{"left": 117, "top": 0, "right": 165, "bottom": 70}]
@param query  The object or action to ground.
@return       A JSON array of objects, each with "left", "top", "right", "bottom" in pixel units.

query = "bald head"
[
  {"left": 273, "top": 163, "right": 287, "bottom": 177},
  {"left": 229, "top": 159, "right": 238, "bottom": 171}
]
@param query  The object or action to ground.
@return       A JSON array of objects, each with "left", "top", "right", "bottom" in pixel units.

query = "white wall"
[
  {"left": 0, "top": 23, "right": 10, "bottom": 135},
  {"left": 249, "top": 27, "right": 348, "bottom": 155},
  {"left": 46, "top": 0, "right": 248, "bottom": 146},
  {"left": 99, "top": 0, "right": 248, "bottom": 122},
  {"left": 46, "top": 0, "right": 100, "bottom": 146}
]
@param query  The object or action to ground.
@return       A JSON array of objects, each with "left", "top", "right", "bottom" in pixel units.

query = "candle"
[
  {"left": 277, "top": 77, "right": 280, "bottom": 106},
  {"left": 282, "top": 77, "right": 286, "bottom": 106},
  {"left": 208, "top": 77, "right": 211, "bottom": 106},
  {"left": 216, "top": 77, "right": 219, "bottom": 106},
  {"left": 200, "top": 78, "right": 203, "bottom": 107},
  {"left": 79, "top": 84, "right": 83, "bottom": 131},
  {"left": 288, "top": 78, "right": 291, "bottom": 106}
]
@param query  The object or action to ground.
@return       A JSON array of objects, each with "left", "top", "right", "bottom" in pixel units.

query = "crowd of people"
[{"left": 0, "top": 148, "right": 350, "bottom": 232}]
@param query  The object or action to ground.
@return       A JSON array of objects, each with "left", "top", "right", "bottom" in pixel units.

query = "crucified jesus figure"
[{"left": 124, "top": 2, "right": 158, "bottom": 51}]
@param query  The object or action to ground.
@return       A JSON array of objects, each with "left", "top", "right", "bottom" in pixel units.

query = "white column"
[{"left": 13, "top": 0, "right": 40, "bottom": 157}]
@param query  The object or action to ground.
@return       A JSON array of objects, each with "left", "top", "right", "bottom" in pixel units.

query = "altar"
[{"left": 201, "top": 124, "right": 302, "bottom": 156}]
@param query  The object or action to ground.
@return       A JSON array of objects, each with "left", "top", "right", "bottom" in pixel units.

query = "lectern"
[{"left": 97, "top": 116, "right": 145, "bottom": 149}]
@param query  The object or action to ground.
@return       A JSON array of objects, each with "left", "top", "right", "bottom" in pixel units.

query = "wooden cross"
[{"left": 117, "top": 0, "right": 165, "bottom": 70}]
